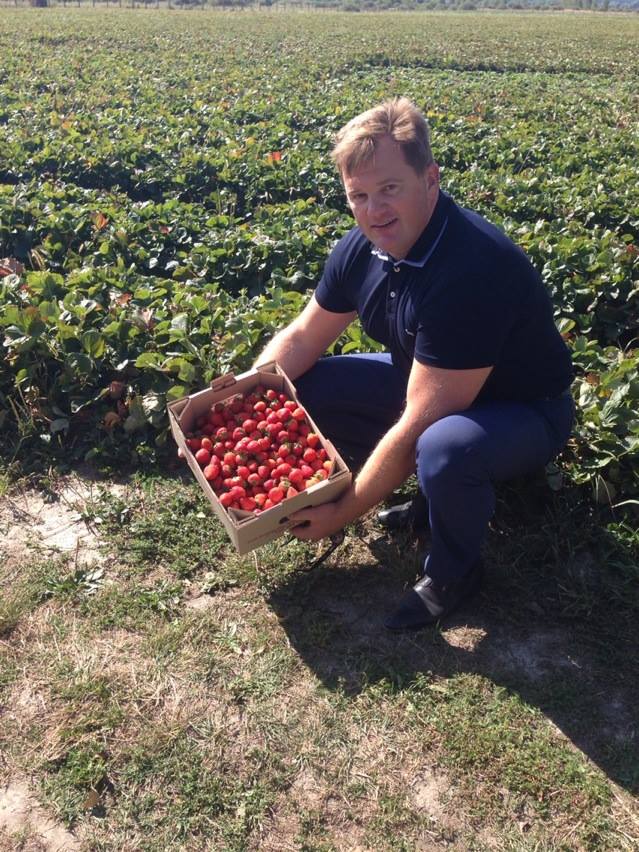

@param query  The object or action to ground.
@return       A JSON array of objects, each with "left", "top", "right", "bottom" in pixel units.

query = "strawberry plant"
[{"left": 0, "top": 10, "right": 637, "bottom": 505}]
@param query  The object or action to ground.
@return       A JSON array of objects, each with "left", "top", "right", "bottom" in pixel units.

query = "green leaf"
[
  {"left": 81, "top": 330, "right": 106, "bottom": 359},
  {"left": 123, "top": 396, "right": 147, "bottom": 433},
  {"left": 134, "top": 352, "right": 164, "bottom": 370}
]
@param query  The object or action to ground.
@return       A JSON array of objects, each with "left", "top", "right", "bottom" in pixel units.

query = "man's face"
[{"left": 342, "top": 135, "right": 439, "bottom": 260}]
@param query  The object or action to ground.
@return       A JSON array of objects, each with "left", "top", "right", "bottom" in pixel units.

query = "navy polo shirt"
[{"left": 315, "top": 191, "right": 573, "bottom": 403}]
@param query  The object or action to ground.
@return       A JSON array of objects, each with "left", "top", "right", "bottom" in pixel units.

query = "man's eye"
[{"left": 384, "top": 184, "right": 398, "bottom": 193}]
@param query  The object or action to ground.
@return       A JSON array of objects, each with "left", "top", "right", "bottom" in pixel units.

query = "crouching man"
[{"left": 256, "top": 97, "right": 574, "bottom": 631}]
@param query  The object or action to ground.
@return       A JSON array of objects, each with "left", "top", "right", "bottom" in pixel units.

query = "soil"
[
  {"left": 1, "top": 474, "right": 637, "bottom": 850},
  {"left": 0, "top": 781, "right": 80, "bottom": 852}
]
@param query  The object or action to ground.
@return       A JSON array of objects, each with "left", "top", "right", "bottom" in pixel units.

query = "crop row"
[{"left": 0, "top": 10, "right": 637, "bottom": 504}]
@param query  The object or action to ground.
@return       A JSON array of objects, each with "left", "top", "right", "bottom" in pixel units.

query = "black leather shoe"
[
  {"left": 384, "top": 563, "right": 484, "bottom": 632},
  {"left": 377, "top": 492, "right": 428, "bottom": 530}
]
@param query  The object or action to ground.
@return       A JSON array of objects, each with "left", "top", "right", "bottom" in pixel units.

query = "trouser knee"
[{"left": 415, "top": 421, "right": 481, "bottom": 497}]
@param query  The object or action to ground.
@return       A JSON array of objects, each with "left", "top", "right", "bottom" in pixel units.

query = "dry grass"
[{"left": 0, "top": 471, "right": 637, "bottom": 851}]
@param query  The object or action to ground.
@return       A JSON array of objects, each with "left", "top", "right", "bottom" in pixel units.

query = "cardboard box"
[{"left": 167, "top": 361, "right": 352, "bottom": 555}]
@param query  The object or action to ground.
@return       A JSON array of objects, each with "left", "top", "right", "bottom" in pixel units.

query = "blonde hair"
[{"left": 331, "top": 97, "right": 434, "bottom": 176}]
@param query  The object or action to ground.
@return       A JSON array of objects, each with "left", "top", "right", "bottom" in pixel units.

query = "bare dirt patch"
[
  {"left": 0, "top": 475, "right": 125, "bottom": 572},
  {"left": 0, "top": 781, "right": 80, "bottom": 852}
]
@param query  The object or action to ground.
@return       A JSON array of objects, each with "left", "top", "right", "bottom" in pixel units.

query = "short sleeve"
[{"left": 314, "top": 230, "right": 362, "bottom": 314}]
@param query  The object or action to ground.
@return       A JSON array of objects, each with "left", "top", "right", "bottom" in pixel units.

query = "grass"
[{"left": 1, "top": 474, "right": 638, "bottom": 849}]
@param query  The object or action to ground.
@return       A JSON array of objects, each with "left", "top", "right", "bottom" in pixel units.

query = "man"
[{"left": 256, "top": 97, "right": 574, "bottom": 631}]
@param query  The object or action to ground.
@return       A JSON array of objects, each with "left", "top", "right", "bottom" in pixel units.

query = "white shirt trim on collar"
[{"left": 371, "top": 216, "right": 449, "bottom": 269}]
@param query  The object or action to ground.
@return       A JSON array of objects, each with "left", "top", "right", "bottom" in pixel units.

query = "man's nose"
[{"left": 367, "top": 194, "right": 387, "bottom": 217}]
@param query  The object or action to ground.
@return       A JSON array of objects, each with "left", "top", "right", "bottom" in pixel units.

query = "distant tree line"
[{"left": 12, "top": 0, "right": 639, "bottom": 10}]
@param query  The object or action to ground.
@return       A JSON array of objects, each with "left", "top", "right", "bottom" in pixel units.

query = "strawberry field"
[
  {"left": 0, "top": 9, "right": 638, "bottom": 507},
  {"left": 2, "top": 11, "right": 639, "bottom": 850}
]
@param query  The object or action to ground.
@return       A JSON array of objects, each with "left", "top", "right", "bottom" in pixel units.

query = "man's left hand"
[{"left": 288, "top": 501, "right": 347, "bottom": 541}]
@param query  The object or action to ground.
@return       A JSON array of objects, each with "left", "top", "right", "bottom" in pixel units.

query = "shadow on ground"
[{"left": 268, "top": 502, "right": 639, "bottom": 796}]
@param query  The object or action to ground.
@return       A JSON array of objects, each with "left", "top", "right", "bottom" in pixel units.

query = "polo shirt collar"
[{"left": 371, "top": 190, "right": 450, "bottom": 269}]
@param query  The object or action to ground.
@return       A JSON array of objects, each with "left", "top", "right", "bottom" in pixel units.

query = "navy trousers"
[{"left": 295, "top": 353, "right": 574, "bottom": 583}]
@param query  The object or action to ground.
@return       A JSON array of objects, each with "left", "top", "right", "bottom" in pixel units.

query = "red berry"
[
  {"left": 195, "top": 448, "right": 211, "bottom": 465},
  {"left": 289, "top": 468, "right": 304, "bottom": 487},
  {"left": 268, "top": 486, "right": 284, "bottom": 504}
]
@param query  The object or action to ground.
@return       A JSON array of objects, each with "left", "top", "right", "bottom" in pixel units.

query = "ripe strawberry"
[
  {"left": 203, "top": 464, "right": 218, "bottom": 481},
  {"left": 195, "top": 448, "right": 211, "bottom": 465},
  {"left": 289, "top": 468, "right": 304, "bottom": 488},
  {"left": 268, "top": 486, "right": 284, "bottom": 504}
]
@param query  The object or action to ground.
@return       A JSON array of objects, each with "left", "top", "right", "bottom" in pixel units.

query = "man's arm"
[
  {"left": 290, "top": 359, "right": 492, "bottom": 540},
  {"left": 254, "top": 294, "right": 357, "bottom": 381}
]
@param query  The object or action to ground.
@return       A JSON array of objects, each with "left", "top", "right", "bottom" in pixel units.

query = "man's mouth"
[{"left": 371, "top": 218, "right": 397, "bottom": 231}]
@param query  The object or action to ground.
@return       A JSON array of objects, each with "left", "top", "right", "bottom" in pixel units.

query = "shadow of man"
[{"left": 267, "top": 521, "right": 639, "bottom": 797}]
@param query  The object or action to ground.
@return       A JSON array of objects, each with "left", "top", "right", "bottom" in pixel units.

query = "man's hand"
[{"left": 288, "top": 500, "right": 348, "bottom": 541}]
